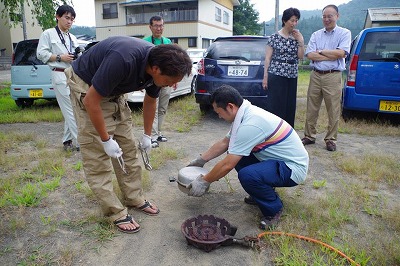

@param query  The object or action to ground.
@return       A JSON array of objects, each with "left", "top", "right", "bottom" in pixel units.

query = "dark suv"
[
  {"left": 10, "top": 39, "right": 54, "bottom": 108},
  {"left": 194, "top": 35, "right": 269, "bottom": 111}
]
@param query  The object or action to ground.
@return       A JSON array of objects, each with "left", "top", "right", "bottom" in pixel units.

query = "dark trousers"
[
  {"left": 265, "top": 73, "right": 298, "bottom": 127},
  {"left": 235, "top": 154, "right": 297, "bottom": 217}
]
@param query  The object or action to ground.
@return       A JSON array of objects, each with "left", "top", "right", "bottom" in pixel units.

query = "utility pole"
[
  {"left": 274, "top": 0, "right": 279, "bottom": 33},
  {"left": 21, "top": 0, "right": 27, "bottom": 40}
]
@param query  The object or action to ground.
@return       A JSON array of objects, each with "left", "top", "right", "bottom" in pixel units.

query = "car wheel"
[
  {"left": 199, "top": 104, "right": 211, "bottom": 113},
  {"left": 341, "top": 108, "right": 354, "bottom": 122},
  {"left": 190, "top": 75, "right": 197, "bottom": 94},
  {"left": 15, "top": 99, "right": 34, "bottom": 108}
]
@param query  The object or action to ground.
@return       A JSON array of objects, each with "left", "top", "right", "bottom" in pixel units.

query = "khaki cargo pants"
[
  {"left": 304, "top": 70, "right": 342, "bottom": 142},
  {"left": 65, "top": 67, "right": 145, "bottom": 221}
]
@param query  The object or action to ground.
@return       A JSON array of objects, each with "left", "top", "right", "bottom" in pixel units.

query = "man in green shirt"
[{"left": 143, "top": 16, "right": 173, "bottom": 147}]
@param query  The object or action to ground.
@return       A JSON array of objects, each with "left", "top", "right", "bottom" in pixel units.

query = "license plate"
[
  {"left": 379, "top": 100, "right": 400, "bottom": 113},
  {"left": 29, "top": 89, "right": 43, "bottom": 98},
  {"left": 227, "top": 66, "right": 248, "bottom": 76}
]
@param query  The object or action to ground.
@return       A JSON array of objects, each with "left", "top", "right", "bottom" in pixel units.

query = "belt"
[
  {"left": 273, "top": 59, "right": 297, "bottom": 64},
  {"left": 52, "top": 68, "right": 65, "bottom": 72},
  {"left": 313, "top": 68, "right": 340, "bottom": 74}
]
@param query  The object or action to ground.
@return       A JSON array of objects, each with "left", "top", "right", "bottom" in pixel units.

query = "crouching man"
[{"left": 187, "top": 85, "right": 309, "bottom": 229}]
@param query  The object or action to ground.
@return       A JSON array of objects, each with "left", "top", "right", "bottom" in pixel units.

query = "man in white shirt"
[
  {"left": 187, "top": 85, "right": 309, "bottom": 229},
  {"left": 37, "top": 4, "right": 79, "bottom": 151}
]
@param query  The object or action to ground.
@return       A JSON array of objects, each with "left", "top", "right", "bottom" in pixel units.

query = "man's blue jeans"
[{"left": 235, "top": 154, "right": 297, "bottom": 217}]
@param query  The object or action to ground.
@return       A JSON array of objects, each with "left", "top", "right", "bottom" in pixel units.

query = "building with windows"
[
  {"left": 94, "top": 0, "right": 239, "bottom": 49},
  {"left": 0, "top": 2, "right": 43, "bottom": 56}
]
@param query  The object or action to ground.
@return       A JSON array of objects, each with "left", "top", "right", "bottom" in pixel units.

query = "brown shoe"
[
  {"left": 301, "top": 137, "right": 315, "bottom": 145},
  {"left": 260, "top": 209, "right": 283, "bottom": 230},
  {"left": 326, "top": 140, "right": 336, "bottom": 151}
]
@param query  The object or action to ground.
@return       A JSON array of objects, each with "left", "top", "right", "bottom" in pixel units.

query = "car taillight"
[
  {"left": 197, "top": 58, "right": 205, "bottom": 76},
  {"left": 346, "top": 54, "right": 358, "bottom": 87}
]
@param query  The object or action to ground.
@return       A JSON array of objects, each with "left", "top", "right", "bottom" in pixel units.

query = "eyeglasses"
[{"left": 151, "top": 24, "right": 164, "bottom": 29}]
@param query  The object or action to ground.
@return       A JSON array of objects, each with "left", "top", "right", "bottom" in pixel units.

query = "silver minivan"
[{"left": 10, "top": 39, "right": 54, "bottom": 108}]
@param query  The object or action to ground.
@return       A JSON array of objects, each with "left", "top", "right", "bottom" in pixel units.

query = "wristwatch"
[{"left": 56, "top": 54, "right": 61, "bottom": 62}]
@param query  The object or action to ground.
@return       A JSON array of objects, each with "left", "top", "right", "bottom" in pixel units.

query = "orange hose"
[{"left": 257, "top": 231, "right": 360, "bottom": 266}]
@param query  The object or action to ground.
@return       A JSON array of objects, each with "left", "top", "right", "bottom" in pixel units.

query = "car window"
[
  {"left": 359, "top": 31, "right": 400, "bottom": 61},
  {"left": 188, "top": 51, "right": 204, "bottom": 58},
  {"left": 13, "top": 40, "right": 44, "bottom": 66},
  {"left": 207, "top": 40, "right": 267, "bottom": 61}
]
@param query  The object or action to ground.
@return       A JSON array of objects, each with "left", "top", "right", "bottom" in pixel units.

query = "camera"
[{"left": 69, "top": 47, "right": 84, "bottom": 60}]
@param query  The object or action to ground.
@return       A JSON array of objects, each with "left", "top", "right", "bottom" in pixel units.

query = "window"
[
  {"left": 103, "top": 3, "right": 118, "bottom": 19},
  {"left": 359, "top": 32, "right": 400, "bottom": 61},
  {"left": 13, "top": 40, "right": 43, "bottom": 66},
  {"left": 188, "top": 38, "right": 197, "bottom": 48},
  {"left": 223, "top": 11, "right": 229, "bottom": 25},
  {"left": 207, "top": 39, "right": 267, "bottom": 61},
  {"left": 202, "top": 39, "right": 212, "bottom": 49},
  {"left": 170, "top": 38, "right": 179, "bottom": 44},
  {"left": 215, "top": 7, "right": 221, "bottom": 22}
]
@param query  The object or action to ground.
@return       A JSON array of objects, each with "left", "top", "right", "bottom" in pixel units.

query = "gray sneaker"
[
  {"left": 63, "top": 140, "right": 75, "bottom": 152},
  {"left": 151, "top": 140, "right": 159, "bottom": 148},
  {"left": 260, "top": 209, "right": 283, "bottom": 230},
  {"left": 156, "top": 135, "right": 168, "bottom": 142}
]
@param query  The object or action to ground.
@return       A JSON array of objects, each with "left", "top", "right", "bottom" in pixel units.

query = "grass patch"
[
  {"left": 0, "top": 131, "right": 66, "bottom": 207},
  {"left": 165, "top": 94, "right": 202, "bottom": 132},
  {"left": 297, "top": 69, "right": 310, "bottom": 98},
  {"left": 335, "top": 152, "right": 400, "bottom": 185},
  {"left": 149, "top": 146, "right": 180, "bottom": 170},
  {"left": 312, "top": 179, "right": 327, "bottom": 189},
  {"left": 0, "top": 86, "right": 62, "bottom": 123},
  {"left": 129, "top": 94, "right": 202, "bottom": 132}
]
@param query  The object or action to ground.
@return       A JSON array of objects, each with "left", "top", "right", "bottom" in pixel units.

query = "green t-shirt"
[{"left": 143, "top": 36, "right": 172, "bottom": 45}]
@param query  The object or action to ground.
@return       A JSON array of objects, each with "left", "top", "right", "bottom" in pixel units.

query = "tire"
[
  {"left": 190, "top": 75, "right": 197, "bottom": 94},
  {"left": 199, "top": 104, "right": 211, "bottom": 113},
  {"left": 15, "top": 99, "right": 34, "bottom": 108},
  {"left": 341, "top": 107, "right": 354, "bottom": 122}
]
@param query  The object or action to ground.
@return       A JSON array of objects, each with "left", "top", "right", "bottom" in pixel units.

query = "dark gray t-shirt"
[{"left": 72, "top": 36, "right": 160, "bottom": 97}]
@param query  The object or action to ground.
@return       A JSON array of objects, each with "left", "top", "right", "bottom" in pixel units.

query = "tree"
[
  {"left": 233, "top": 0, "right": 261, "bottom": 35},
  {"left": 0, "top": 0, "right": 72, "bottom": 34}
]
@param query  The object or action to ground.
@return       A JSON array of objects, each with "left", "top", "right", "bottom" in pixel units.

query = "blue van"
[
  {"left": 342, "top": 26, "right": 400, "bottom": 119},
  {"left": 10, "top": 39, "right": 54, "bottom": 108},
  {"left": 10, "top": 39, "right": 91, "bottom": 108}
]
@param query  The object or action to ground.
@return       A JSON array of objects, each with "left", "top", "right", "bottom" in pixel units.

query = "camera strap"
[
  {"left": 151, "top": 36, "right": 164, "bottom": 45},
  {"left": 55, "top": 26, "right": 72, "bottom": 53}
]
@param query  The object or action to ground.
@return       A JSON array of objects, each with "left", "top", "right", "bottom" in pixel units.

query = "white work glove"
[
  {"left": 140, "top": 134, "right": 152, "bottom": 152},
  {"left": 187, "top": 156, "right": 208, "bottom": 167},
  {"left": 102, "top": 137, "right": 123, "bottom": 158},
  {"left": 188, "top": 174, "right": 211, "bottom": 197}
]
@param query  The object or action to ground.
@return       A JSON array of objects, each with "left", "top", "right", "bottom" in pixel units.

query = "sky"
[
  {"left": 71, "top": 0, "right": 353, "bottom": 27},
  {"left": 71, "top": 1, "right": 96, "bottom": 27}
]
